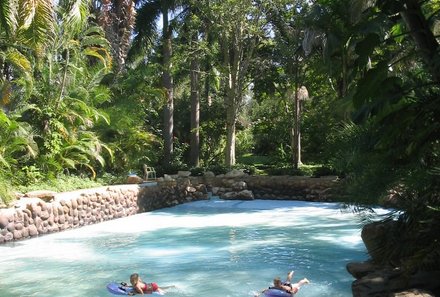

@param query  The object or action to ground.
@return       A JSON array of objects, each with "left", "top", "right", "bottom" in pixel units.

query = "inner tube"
[
  {"left": 106, "top": 282, "right": 134, "bottom": 295},
  {"left": 263, "top": 288, "right": 292, "bottom": 297},
  {"left": 106, "top": 282, "right": 164, "bottom": 295}
]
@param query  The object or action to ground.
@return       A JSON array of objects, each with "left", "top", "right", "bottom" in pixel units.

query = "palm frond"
[
  {"left": 60, "top": 0, "right": 90, "bottom": 36},
  {"left": 83, "top": 46, "right": 112, "bottom": 69},
  {"left": 0, "top": 0, "right": 17, "bottom": 37},
  {"left": 17, "top": 0, "right": 54, "bottom": 50},
  {"left": 130, "top": 0, "right": 161, "bottom": 57},
  {"left": 5, "top": 48, "right": 32, "bottom": 72}
]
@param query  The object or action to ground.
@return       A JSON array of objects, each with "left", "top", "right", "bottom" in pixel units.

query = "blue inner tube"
[
  {"left": 106, "top": 282, "right": 134, "bottom": 295},
  {"left": 263, "top": 288, "right": 292, "bottom": 297},
  {"left": 106, "top": 282, "right": 165, "bottom": 295}
]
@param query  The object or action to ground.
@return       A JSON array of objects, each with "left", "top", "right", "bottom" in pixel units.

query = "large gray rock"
[
  {"left": 203, "top": 171, "right": 215, "bottom": 177},
  {"left": 225, "top": 169, "right": 247, "bottom": 178},
  {"left": 361, "top": 221, "right": 394, "bottom": 262},
  {"left": 232, "top": 181, "right": 247, "bottom": 191},
  {"left": 351, "top": 268, "right": 440, "bottom": 297},
  {"left": 221, "top": 190, "right": 254, "bottom": 200},
  {"left": 178, "top": 171, "right": 191, "bottom": 177}
]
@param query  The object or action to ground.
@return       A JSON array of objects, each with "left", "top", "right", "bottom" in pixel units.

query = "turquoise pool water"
[{"left": 0, "top": 199, "right": 372, "bottom": 297}]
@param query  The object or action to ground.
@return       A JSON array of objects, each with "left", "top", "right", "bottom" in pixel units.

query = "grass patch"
[
  {"left": 15, "top": 174, "right": 106, "bottom": 194},
  {"left": 237, "top": 154, "right": 274, "bottom": 166}
]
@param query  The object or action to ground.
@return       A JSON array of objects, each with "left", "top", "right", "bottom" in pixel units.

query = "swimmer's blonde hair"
[{"left": 130, "top": 273, "right": 139, "bottom": 283}]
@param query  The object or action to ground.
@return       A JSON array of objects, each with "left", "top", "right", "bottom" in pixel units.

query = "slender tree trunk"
[
  {"left": 401, "top": 0, "right": 440, "bottom": 82},
  {"left": 224, "top": 43, "right": 239, "bottom": 167},
  {"left": 293, "top": 88, "right": 302, "bottom": 168},
  {"left": 294, "top": 90, "right": 302, "bottom": 168},
  {"left": 190, "top": 56, "right": 200, "bottom": 167},
  {"left": 221, "top": 32, "right": 237, "bottom": 167},
  {"left": 162, "top": 7, "right": 174, "bottom": 166},
  {"left": 292, "top": 55, "right": 302, "bottom": 169},
  {"left": 56, "top": 50, "right": 70, "bottom": 111},
  {"left": 225, "top": 88, "right": 236, "bottom": 167}
]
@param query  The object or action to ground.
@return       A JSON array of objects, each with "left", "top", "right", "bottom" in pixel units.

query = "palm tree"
[
  {"left": 132, "top": 0, "right": 183, "bottom": 166},
  {"left": 27, "top": 0, "right": 113, "bottom": 176},
  {"left": 0, "top": 0, "right": 54, "bottom": 110},
  {"left": 91, "top": 0, "right": 137, "bottom": 75}
]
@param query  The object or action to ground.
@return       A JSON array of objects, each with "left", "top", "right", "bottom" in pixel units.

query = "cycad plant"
[
  {"left": 0, "top": 109, "right": 38, "bottom": 202},
  {"left": 25, "top": 0, "right": 114, "bottom": 178},
  {"left": 0, "top": 0, "right": 54, "bottom": 107}
]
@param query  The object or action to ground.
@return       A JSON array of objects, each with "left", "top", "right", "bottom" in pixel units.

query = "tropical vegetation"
[{"left": 0, "top": 0, "right": 439, "bottom": 283}]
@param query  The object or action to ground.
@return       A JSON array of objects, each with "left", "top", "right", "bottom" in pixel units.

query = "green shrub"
[
  {"left": 265, "top": 166, "right": 307, "bottom": 176},
  {"left": 0, "top": 179, "right": 15, "bottom": 206},
  {"left": 312, "top": 166, "right": 339, "bottom": 177},
  {"left": 206, "top": 164, "right": 229, "bottom": 175},
  {"left": 155, "top": 163, "right": 189, "bottom": 177},
  {"left": 190, "top": 167, "right": 205, "bottom": 176},
  {"left": 96, "top": 173, "right": 126, "bottom": 185}
]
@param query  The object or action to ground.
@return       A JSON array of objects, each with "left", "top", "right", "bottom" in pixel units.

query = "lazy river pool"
[{"left": 0, "top": 199, "right": 377, "bottom": 297}]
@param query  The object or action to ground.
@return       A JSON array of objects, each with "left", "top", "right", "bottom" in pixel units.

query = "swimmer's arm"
[{"left": 133, "top": 283, "right": 144, "bottom": 295}]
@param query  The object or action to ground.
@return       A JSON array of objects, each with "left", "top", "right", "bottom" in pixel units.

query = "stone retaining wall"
[
  {"left": 0, "top": 174, "right": 339, "bottom": 244},
  {"left": 0, "top": 185, "right": 140, "bottom": 244},
  {"left": 190, "top": 174, "right": 339, "bottom": 201}
]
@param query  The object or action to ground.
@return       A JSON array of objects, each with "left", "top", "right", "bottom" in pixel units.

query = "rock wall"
[
  {"left": 136, "top": 179, "right": 208, "bottom": 212},
  {"left": 0, "top": 174, "right": 338, "bottom": 244},
  {"left": 0, "top": 179, "right": 210, "bottom": 244},
  {"left": 190, "top": 173, "right": 339, "bottom": 201},
  {"left": 0, "top": 185, "right": 140, "bottom": 244}
]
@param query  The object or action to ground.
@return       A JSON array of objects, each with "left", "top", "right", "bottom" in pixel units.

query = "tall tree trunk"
[
  {"left": 225, "top": 87, "right": 236, "bottom": 167},
  {"left": 224, "top": 35, "right": 239, "bottom": 167},
  {"left": 401, "top": 0, "right": 440, "bottom": 82},
  {"left": 294, "top": 90, "right": 302, "bottom": 169},
  {"left": 95, "top": 0, "right": 136, "bottom": 75},
  {"left": 292, "top": 55, "right": 302, "bottom": 168},
  {"left": 190, "top": 56, "right": 200, "bottom": 167},
  {"left": 162, "top": 7, "right": 174, "bottom": 166},
  {"left": 293, "top": 87, "right": 302, "bottom": 168}
]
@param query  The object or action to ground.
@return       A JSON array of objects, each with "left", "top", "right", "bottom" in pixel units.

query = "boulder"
[
  {"left": 347, "top": 261, "right": 379, "bottom": 279},
  {"left": 221, "top": 190, "right": 254, "bottom": 200},
  {"left": 178, "top": 171, "right": 191, "bottom": 177},
  {"left": 361, "top": 221, "right": 395, "bottom": 262},
  {"left": 12, "top": 229, "right": 23, "bottom": 240},
  {"left": 0, "top": 215, "right": 8, "bottom": 229},
  {"left": 211, "top": 187, "right": 220, "bottom": 195},
  {"left": 24, "top": 190, "right": 57, "bottom": 202},
  {"left": 163, "top": 174, "right": 175, "bottom": 181},
  {"left": 232, "top": 181, "right": 247, "bottom": 191},
  {"left": 352, "top": 268, "right": 440, "bottom": 297},
  {"left": 186, "top": 186, "right": 197, "bottom": 193},
  {"left": 225, "top": 169, "right": 247, "bottom": 178},
  {"left": 203, "top": 171, "right": 215, "bottom": 177},
  {"left": 126, "top": 175, "right": 143, "bottom": 184},
  {"left": 195, "top": 184, "right": 208, "bottom": 193}
]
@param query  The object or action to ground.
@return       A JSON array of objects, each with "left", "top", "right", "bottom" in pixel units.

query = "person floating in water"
[
  {"left": 127, "top": 273, "right": 174, "bottom": 295},
  {"left": 255, "top": 271, "right": 310, "bottom": 296}
]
